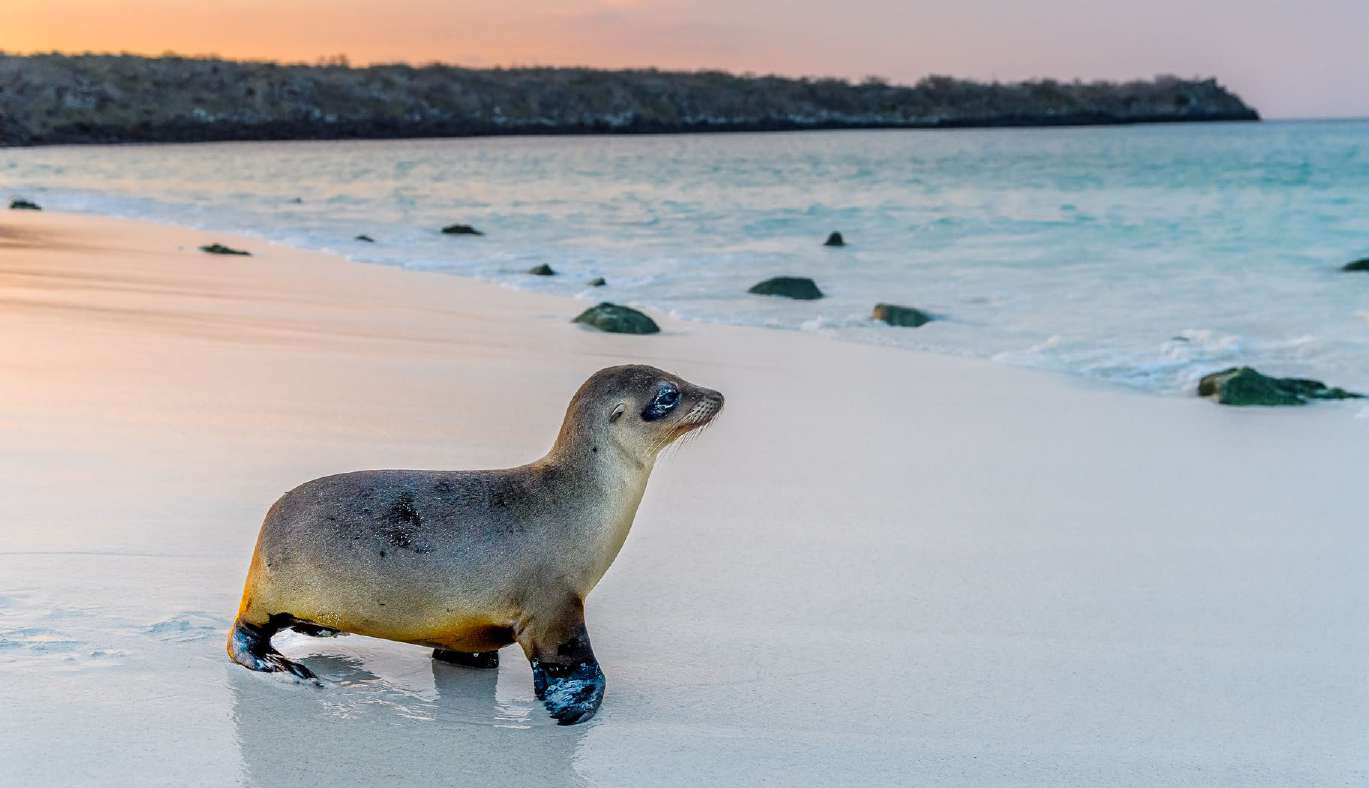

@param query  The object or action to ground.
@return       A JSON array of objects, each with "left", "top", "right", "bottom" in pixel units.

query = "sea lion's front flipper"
[
  {"left": 432, "top": 648, "right": 500, "bottom": 669},
  {"left": 533, "top": 654, "right": 604, "bottom": 725},
  {"left": 518, "top": 598, "right": 605, "bottom": 725}
]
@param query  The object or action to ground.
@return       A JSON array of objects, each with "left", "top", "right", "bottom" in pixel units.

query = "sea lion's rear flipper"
[
  {"left": 518, "top": 597, "right": 606, "bottom": 725},
  {"left": 227, "top": 617, "right": 319, "bottom": 682},
  {"left": 432, "top": 648, "right": 500, "bottom": 669}
]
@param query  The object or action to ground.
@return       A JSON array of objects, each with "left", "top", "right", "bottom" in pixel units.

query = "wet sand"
[{"left": 1, "top": 211, "right": 1367, "bottom": 786}]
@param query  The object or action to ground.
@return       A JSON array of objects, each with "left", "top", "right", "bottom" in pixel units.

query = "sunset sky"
[{"left": 6, "top": 0, "right": 1366, "bottom": 119}]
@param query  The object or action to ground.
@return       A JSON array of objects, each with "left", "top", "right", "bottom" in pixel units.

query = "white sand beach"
[{"left": 2, "top": 211, "right": 1367, "bottom": 786}]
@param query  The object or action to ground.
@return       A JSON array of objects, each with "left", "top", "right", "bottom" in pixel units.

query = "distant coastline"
[{"left": 0, "top": 54, "right": 1258, "bottom": 147}]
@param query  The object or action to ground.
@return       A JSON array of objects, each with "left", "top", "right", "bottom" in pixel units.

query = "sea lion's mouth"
[
  {"left": 651, "top": 390, "right": 724, "bottom": 454},
  {"left": 676, "top": 392, "right": 724, "bottom": 432}
]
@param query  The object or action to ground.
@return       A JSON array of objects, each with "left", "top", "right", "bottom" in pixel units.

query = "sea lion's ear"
[{"left": 609, "top": 403, "right": 625, "bottom": 423}]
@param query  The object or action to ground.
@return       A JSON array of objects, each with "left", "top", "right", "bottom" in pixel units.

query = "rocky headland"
[{"left": 0, "top": 53, "right": 1258, "bottom": 147}]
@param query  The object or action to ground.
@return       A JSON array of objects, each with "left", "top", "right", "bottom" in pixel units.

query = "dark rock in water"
[
  {"left": 355, "top": 234, "right": 375, "bottom": 243},
  {"left": 824, "top": 231, "right": 845, "bottom": 247},
  {"left": 9, "top": 198, "right": 41, "bottom": 210},
  {"left": 587, "top": 277, "right": 607, "bottom": 287},
  {"left": 441, "top": 223, "right": 483, "bottom": 236},
  {"left": 1343, "top": 258, "right": 1369, "bottom": 272},
  {"left": 872, "top": 303, "right": 932, "bottom": 327},
  {"left": 528, "top": 264, "right": 556, "bottom": 276},
  {"left": 573, "top": 302, "right": 660, "bottom": 334},
  {"left": 1197, "top": 366, "right": 1364, "bottom": 406},
  {"left": 199, "top": 243, "right": 251, "bottom": 256},
  {"left": 748, "top": 276, "right": 823, "bottom": 300}
]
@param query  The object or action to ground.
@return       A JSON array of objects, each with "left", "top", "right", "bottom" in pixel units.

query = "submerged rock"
[
  {"left": 824, "top": 231, "right": 845, "bottom": 247},
  {"left": 587, "top": 277, "right": 607, "bottom": 287},
  {"left": 1197, "top": 366, "right": 1363, "bottom": 406},
  {"left": 748, "top": 276, "right": 823, "bottom": 300},
  {"left": 528, "top": 264, "right": 556, "bottom": 276},
  {"left": 1343, "top": 258, "right": 1369, "bottom": 272},
  {"left": 573, "top": 302, "right": 660, "bottom": 334},
  {"left": 199, "top": 243, "right": 251, "bottom": 256},
  {"left": 355, "top": 234, "right": 375, "bottom": 243},
  {"left": 9, "top": 198, "right": 41, "bottom": 210},
  {"left": 441, "top": 223, "right": 483, "bottom": 236},
  {"left": 872, "top": 303, "right": 932, "bottom": 327}
]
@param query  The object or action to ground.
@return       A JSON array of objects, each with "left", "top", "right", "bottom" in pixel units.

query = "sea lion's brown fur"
[{"left": 227, "top": 364, "right": 723, "bottom": 723}]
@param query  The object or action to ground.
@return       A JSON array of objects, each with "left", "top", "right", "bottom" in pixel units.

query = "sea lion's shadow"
[{"left": 230, "top": 648, "right": 588, "bottom": 786}]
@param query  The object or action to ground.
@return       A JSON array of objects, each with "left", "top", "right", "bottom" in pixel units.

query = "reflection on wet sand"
[{"left": 230, "top": 643, "right": 588, "bottom": 787}]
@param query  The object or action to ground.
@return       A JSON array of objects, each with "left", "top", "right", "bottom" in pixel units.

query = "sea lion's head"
[{"left": 555, "top": 364, "right": 724, "bottom": 463}]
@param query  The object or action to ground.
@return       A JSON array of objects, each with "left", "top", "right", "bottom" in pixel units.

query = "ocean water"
[{"left": 5, "top": 121, "right": 1369, "bottom": 395}]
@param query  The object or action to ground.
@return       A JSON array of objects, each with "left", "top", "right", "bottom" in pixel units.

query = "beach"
[
  {"left": 2, "top": 210, "right": 1368, "bottom": 785},
  {"left": 8, "top": 124, "right": 1369, "bottom": 398}
]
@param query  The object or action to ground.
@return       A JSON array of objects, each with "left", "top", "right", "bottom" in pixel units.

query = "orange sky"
[{"left": 6, "top": 0, "right": 1368, "bottom": 118}]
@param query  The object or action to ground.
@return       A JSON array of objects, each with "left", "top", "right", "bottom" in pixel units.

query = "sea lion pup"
[{"left": 227, "top": 364, "right": 723, "bottom": 724}]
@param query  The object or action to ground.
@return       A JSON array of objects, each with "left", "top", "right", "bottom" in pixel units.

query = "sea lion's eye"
[{"left": 641, "top": 383, "right": 680, "bottom": 421}]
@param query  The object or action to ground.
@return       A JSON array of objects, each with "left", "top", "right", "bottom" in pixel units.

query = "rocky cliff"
[{"left": 0, "top": 54, "right": 1259, "bottom": 146}]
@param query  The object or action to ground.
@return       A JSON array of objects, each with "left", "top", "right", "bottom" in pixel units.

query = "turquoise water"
[{"left": 5, "top": 121, "right": 1368, "bottom": 394}]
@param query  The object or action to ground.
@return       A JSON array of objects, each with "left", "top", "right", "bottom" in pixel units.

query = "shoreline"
[
  {"left": 7, "top": 194, "right": 1354, "bottom": 406},
  {"left": 3, "top": 210, "right": 1368, "bottom": 785},
  {"left": 0, "top": 113, "right": 1262, "bottom": 150},
  {"left": 14, "top": 118, "right": 1369, "bottom": 407}
]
